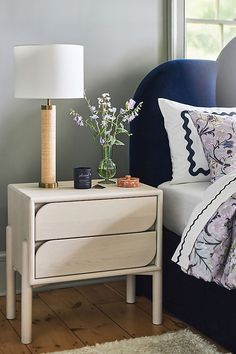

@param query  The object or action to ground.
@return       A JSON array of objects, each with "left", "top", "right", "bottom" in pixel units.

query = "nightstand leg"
[
  {"left": 126, "top": 274, "right": 136, "bottom": 303},
  {"left": 21, "top": 240, "right": 32, "bottom": 344},
  {"left": 6, "top": 226, "right": 16, "bottom": 319},
  {"left": 152, "top": 270, "right": 162, "bottom": 325}
]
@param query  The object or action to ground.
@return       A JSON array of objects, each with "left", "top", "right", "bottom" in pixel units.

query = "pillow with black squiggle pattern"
[{"left": 158, "top": 98, "right": 236, "bottom": 184}]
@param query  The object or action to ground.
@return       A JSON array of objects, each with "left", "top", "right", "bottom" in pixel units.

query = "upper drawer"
[{"left": 35, "top": 196, "right": 157, "bottom": 241}]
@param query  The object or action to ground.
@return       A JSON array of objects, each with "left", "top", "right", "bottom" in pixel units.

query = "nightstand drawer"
[
  {"left": 35, "top": 231, "right": 156, "bottom": 278},
  {"left": 35, "top": 197, "right": 157, "bottom": 241}
]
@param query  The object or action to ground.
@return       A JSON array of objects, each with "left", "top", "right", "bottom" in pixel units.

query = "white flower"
[
  {"left": 102, "top": 93, "right": 110, "bottom": 98},
  {"left": 90, "top": 114, "right": 99, "bottom": 120},
  {"left": 101, "top": 120, "right": 107, "bottom": 127},
  {"left": 109, "top": 107, "right": 117, "bottom": 114}
]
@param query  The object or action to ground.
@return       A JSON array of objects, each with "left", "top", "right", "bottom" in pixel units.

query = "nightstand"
[{"left": 6, "top": 180, "right": 163, "bottom": 344}]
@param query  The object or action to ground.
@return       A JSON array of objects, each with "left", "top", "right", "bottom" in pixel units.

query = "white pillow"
[{"left": 158, "top": 98, "right": 236, "bottom": 184}]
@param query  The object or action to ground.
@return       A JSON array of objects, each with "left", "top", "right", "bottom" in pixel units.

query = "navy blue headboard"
[{"left": 130, "top": 59, "right": 218, "bottom": 187}]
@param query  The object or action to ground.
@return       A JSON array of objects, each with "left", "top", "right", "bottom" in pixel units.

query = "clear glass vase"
[{"left": 98, "top": 145, "right": 116, "bottom": 184}]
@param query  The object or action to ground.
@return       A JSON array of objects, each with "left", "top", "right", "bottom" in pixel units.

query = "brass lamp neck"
[{"left": 41, "top": 99, "right": 53, "bottom": 110}]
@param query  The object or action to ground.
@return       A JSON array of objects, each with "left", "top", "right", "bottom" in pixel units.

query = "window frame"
[
  {"left": 169, "top": 0, "right": 236, "bottom": 60},
  {"left": 168, "top": 0, "right": 185, "bottom": 60},
  {"left": 186, "top": 18, "right": 236, "bottom": 51}
]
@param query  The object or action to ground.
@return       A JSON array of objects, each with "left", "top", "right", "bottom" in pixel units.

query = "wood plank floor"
[{"left": 0, "top": 281, "right": 227, "bottom": 354}]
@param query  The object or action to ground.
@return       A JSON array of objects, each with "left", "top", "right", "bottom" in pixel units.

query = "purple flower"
[
  {"left": 127, "top": 99, "right": 136, "bottom": 110},
  {"left": 100, "top": 137, "right": 105, "bottom": 145},
  {"left": 127, "top": 113, "right": 136, "bottom": 122},
  {"left": 73, "top": 114, "right": 84, "bottom": 126}
]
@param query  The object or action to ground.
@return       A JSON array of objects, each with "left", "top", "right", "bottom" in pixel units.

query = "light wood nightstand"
[{"left": 6, "top": 180, "right": 163, "bottom": 344}]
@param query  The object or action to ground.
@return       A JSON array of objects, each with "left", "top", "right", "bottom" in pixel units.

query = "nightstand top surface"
[{"left": 9, "top": 180, "right": 161, "bottom": 203}]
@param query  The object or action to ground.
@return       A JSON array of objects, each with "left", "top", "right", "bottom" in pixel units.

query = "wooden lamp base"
[{"left": 39, "top": 103, "right": 58, "bottom": 188}]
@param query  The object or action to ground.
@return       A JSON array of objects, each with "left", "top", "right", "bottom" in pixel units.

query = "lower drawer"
[{"left": 35, "top": 231, "right": 156, "bottom": 278}]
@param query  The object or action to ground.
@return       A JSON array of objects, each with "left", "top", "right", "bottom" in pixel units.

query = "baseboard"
[{"left": 0, "top": 252, "right": 124, "bottom": 296}]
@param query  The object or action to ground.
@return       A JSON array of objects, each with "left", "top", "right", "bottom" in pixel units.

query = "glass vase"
[{"left": 98, "top": 145, "right": 116, "bottom": 184}]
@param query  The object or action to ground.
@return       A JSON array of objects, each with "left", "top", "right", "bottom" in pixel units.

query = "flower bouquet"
[{"left": 70, "top": 92, "right": 143, "bottom": 183}]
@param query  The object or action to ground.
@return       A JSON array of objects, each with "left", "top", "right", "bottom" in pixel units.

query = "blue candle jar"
[{"left": 73, "top": 167, "right": 92, "bottom": 189}]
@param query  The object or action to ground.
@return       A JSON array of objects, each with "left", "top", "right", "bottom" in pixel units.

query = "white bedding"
[{"left": 158, "top": 181, "right": 211, "bottom": 235}]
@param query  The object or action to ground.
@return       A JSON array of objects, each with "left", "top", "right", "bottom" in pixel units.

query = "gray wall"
[{"left": 0, "top": 0, "right": 167, "bottom": 292}]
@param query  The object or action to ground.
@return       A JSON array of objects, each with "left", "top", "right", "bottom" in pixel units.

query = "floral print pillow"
[{"left": 189, "top": 111, "right": 236, "bottom": 182}]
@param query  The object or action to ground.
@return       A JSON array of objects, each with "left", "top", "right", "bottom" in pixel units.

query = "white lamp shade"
[{"left": 14, "top": 44, "right": 84, "bottom": 99}]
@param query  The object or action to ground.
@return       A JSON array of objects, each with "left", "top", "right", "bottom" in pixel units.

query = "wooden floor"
[{"left": 0, "top": 280, "right": 226, "bottom": 354}]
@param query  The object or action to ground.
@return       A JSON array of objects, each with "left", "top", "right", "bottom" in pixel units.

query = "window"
[{"left": 186, "top": 0, "right": 236, "bottom": 59}]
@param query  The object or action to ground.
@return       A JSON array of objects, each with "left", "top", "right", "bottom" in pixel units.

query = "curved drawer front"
[
  {"left": 35, "top": 231, "right": 156, "bottom": 278},
  {"left": 35, "top": 197, "right": 156, "bottom": 241}
]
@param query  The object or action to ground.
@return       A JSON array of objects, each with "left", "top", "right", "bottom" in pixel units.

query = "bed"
[
  {"left": 130, "top": 39, "right": 236, "bottom": 352},
  {"left": 159, "top": 181, "right": 210, "bottom": 235}
]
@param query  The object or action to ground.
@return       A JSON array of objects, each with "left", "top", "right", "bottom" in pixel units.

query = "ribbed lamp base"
[{"left": 40, "top": 103, "right": 58, "bottom": 189}]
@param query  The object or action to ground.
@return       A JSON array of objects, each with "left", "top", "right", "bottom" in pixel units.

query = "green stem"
[{"left": 102, "top": 145, "right": 112, "bottom": 160}]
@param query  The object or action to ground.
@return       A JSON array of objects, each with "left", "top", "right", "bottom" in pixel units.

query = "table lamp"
[{"left": 14, "top": 44, "right": 84, "bottom": 188}]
